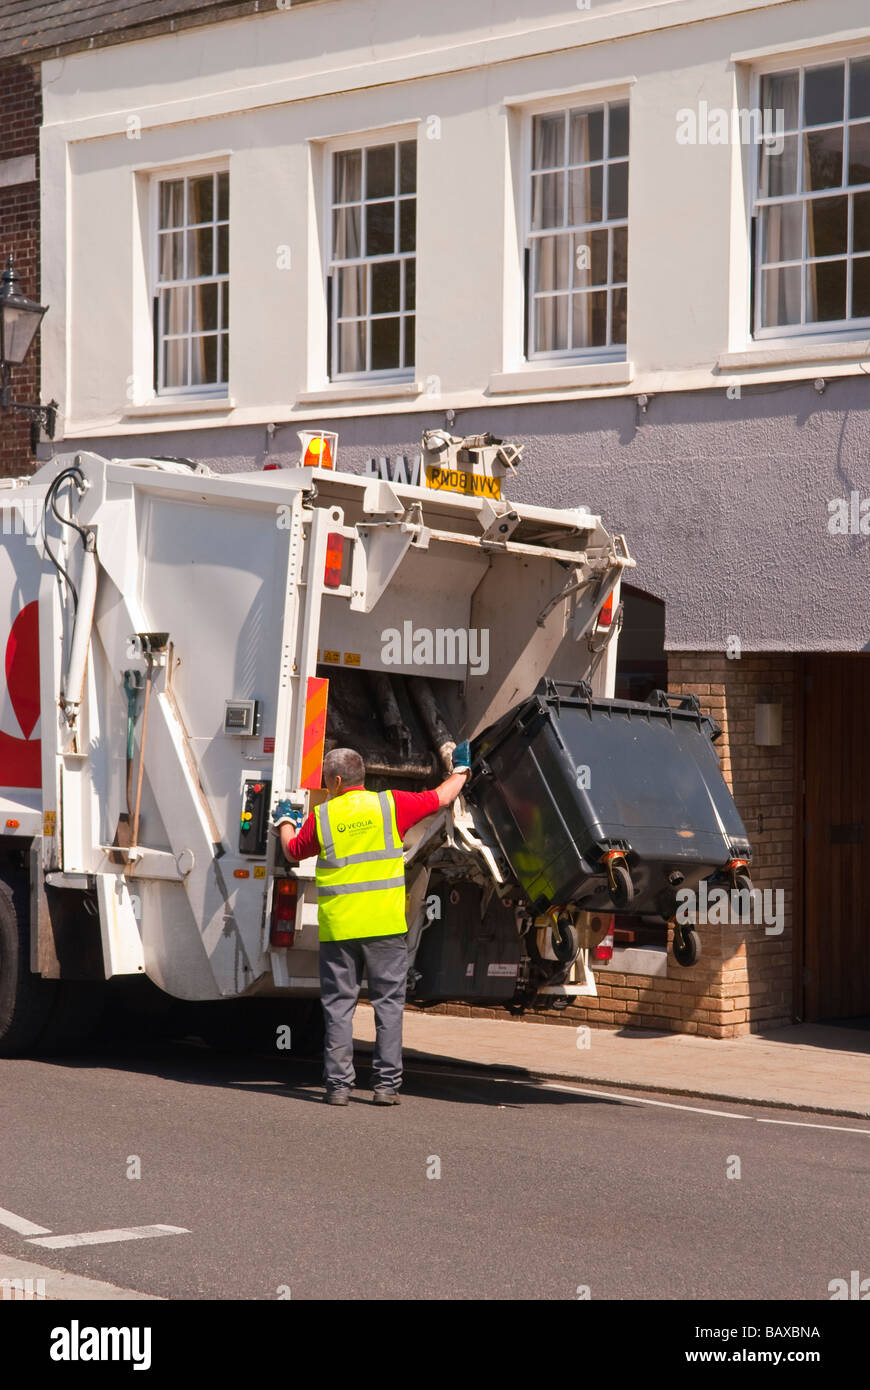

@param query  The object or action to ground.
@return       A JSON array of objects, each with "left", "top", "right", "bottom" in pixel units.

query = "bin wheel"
[
  {"left": 673, "top": 927, "right": 702, "bottom": 967},
  {"left": 609, "top": 863, "right": 634, "bottom": 910},
  {"left": 551, "top": 917, "right": 579, "bottom": 963},
  {"left": 730, "top": 871, "right": 754, "bottom": 925}
]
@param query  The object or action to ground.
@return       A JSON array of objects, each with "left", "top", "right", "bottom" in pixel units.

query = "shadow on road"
[{"left": 35, "top": 1035, "right": 624, "bottom": 1110}]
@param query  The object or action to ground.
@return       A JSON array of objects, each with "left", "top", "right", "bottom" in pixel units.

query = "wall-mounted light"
[
  {"left": 754, "top": 700, "right": 783, "bottom": 746},
  {"left": 0, "top": 253, "right": 57, "bottom": 451}
]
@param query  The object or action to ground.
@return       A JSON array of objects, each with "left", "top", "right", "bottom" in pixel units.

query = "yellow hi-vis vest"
[{"left": 314, "top": 789, "right": 407, "bottom": 942}]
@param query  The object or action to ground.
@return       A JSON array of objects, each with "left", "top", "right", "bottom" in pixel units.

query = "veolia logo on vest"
[{"left": 336, "top": 813, "right": 376, "bottom": 836}]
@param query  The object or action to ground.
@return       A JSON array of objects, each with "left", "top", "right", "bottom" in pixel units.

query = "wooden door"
[{"left": 803, "top": 655, "right": 870, "bottom": 1020}]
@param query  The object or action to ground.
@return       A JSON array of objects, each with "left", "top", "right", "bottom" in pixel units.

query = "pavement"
[
  {"left": 354, "top": 1005, "right": 870, "bottom": 1119},
  {"left": 0, "top": 1252, "right": 163, "bottom": 1300}
]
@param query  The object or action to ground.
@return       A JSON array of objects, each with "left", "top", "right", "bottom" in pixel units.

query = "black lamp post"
[{"left": 0, "top": 254, "right": 58, "bottom": 452}]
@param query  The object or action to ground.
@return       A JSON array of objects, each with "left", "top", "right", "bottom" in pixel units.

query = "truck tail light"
[
  {"left": 324, "top": 533, "right": 344, "bottom": 588},
  {"left": 596, "top": 590, "right": 614, "bottom": 629},
  {"left": 270, "top": 878, "right": 298, "bottom": 948},
  {"left": 592, "top": 915, "right": 615, "bottom": 962}
]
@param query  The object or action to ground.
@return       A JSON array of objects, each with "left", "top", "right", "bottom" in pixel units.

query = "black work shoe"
[
  {"left": 372, "top": 1089, "right": 400, "bottom": 1105},
  {"left": 326, "top": 1088, "right": 351, "bottom": 1105}
]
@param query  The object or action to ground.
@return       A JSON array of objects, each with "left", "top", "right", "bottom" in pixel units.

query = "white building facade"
[{"left": 35, "top": 0, "right": 870, "bottom": 1034}]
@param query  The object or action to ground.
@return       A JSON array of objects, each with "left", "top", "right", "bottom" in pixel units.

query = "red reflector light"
[
  {"left": 5, "top": 819, "right": 19, "bottom": 829},
  {"left": 271, "top": 877, "right": 298, "bottom": 948},
  {"left": 324, "top": 533, "right": 344, "bottom": 589},
  {"left": 263, "top": 462, "right": 281, "bottom": 471},
  {"left": 597, "top": 591, "right": 614, "bottom": 629},
  {"left": 592, "top": 914, "right": 616, "bottom": 962}
]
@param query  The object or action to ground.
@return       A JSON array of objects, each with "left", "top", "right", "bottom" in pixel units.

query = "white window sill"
[
  {"left": 123, "top": 396, "right": 236, "bottom": 417},
  {"left": 719, "top": 339, "right": 870, "bottom": 371},
  {"left": 297, "top": 380, "right": 423, "bottom": 405},
  {"left": 488, "top": 361, "right": 634, "bottom": 393}
]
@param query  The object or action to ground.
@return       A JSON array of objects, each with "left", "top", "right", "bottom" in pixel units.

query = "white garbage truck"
[{"left": 0, "top": 430, "right": 638, "bottom": 1054}]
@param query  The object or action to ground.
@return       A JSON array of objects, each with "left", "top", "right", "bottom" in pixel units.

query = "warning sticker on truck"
[
  {"left": 425, "top": 466, "right": 502, "bottom": 499},
  {"left": 487, "top": 963, "right": 518, "bottom": 977}
]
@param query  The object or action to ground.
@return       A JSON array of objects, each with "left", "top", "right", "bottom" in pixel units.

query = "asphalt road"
[{"left": 1, "top": 1038, "right": 869, "bottom": 1300}]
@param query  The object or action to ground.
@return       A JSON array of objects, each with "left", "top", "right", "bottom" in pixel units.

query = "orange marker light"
[
  {"left": 5, "top": 819, "right": 19, "bottom": 829},
  {"left": 298, "top": 430, "right": 338, "bottom": 470},
  {"left": 305, "top": 437, "right": 331, "bottom": 467},
  {"left": 233, "top": 869, "right": 250, "bottom": 879}
]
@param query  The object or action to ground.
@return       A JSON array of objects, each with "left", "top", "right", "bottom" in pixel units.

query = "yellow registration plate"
[{"left": 425, "top": 466, "right": 502, "bottom": 499}]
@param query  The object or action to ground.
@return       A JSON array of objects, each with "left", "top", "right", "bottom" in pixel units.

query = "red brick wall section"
[
  {"left": 665, "top": 653, "right": 795, "bottom": 1038},
  {"left": 0, "top": 62, "right": 42, "bottom": 479},
  {"left": 433, "top": 653, "right": 796, "bottom": 1040}
]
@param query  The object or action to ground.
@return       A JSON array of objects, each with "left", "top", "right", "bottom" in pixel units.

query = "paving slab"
[
  {"left": 352, "top": 1005, "right": 870, "bottom": 1118},
  {"left": 0, "top": 1252, "right": 162, "bottom": 1300}
]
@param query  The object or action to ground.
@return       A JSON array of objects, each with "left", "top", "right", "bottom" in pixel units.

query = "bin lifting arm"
[{"left": 60, "top": 530, "right": 98, "bottom": 729}]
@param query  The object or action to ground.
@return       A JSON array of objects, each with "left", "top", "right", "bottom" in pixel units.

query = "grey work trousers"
[{"left": 318, "top": 933, "right": 408, "bottom": 1092}]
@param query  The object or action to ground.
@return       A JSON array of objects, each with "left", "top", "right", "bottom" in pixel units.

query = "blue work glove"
[
  {"left": 272, "top": 799, "right": 304, "bottom": 831},
  {"left": 452, "top": 741, "right": 472, "bottom": 777}
]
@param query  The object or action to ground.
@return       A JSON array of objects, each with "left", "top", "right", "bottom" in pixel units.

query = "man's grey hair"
[{"left": 323, "top": 747, "right": 366, "bottom": 786}]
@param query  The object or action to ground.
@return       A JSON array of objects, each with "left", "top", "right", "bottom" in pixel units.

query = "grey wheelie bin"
[{"left": 466, "top": 680, "right": 752, "bottom": 956}]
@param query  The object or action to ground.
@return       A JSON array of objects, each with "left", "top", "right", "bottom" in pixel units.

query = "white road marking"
[
  {"left": 756, "top": 1117, "right": 870, "bottom": 1136},
  {"left": 28, "top": 1225, "right": 189, "bottom": 1250},
  {"left": 405, "top": 1063, "right": 870, "bottom": 1132},
  {"left": 0, "top": 1206, "right": 51, "bottom": 1236},
  {"left": 539, "top": 1081, "right": 752, "bottom": 1119},
  {"left": 406, "top": 1065, "right": 750, "bottom": 1118}
]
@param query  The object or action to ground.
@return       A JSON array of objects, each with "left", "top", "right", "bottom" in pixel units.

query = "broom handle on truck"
[{"left": 131, "top": 656, "right": 154, "bottom": 847}]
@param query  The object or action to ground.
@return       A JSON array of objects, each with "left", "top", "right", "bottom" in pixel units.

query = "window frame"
[
  {"left": 751, "top": 53, "right": 870, "bottom": 342},
  {"left": 324, "top": 125, "right": 418, "bottom": 384},
  {"left": 521, "top": 90, "right": 630, "bottom": 365},
  {"left": 149, "top": 158, "right": 230, "bottom": 398}
]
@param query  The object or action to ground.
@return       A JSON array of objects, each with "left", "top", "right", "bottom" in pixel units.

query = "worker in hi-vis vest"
[{"left": 272, "top": 744, "right": 472, "bottom": 1106}]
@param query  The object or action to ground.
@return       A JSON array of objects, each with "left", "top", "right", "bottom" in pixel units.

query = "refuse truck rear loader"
[{"left": 0, "top": 432, "right": 751, "bottom": 1053}]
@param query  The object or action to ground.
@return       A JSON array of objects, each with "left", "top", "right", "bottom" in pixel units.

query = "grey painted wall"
[{"left": 60, "top": 375, "right": 870, "bottom": 652}]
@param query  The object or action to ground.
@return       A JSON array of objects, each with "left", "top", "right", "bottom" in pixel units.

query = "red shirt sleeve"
[
  {"left": 392, "top": 788, "right": 440, "bottom": 839},
  {"left": 284, "top": 790, "right": 440, "bottom": 859},
  {"left": 283, "top": 811, "right": 320, "bottom": 861}
]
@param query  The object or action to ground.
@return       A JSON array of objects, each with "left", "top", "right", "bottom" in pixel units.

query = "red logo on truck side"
[{"left": 1, "top": 601, "right": 41, "bottom": 788}]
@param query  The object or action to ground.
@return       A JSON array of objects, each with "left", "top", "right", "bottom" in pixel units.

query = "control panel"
[
  {"left": 225, "top": 700, "right": 261, "bottom": 737},
  {"left": 239, "top": 778, "right": 271, "bottom": 855}
]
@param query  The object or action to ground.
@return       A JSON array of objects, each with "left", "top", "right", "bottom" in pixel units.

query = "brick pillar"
[{"left": 667, "top": 653, "right": 795, "bottom": 1037}]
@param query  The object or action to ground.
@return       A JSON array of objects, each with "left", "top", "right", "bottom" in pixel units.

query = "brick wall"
[
  {"left": 0, "top": 62, "right": 41, "bottom": 478},
  {"left": 434, "top": 653, "right": 797, "bottom": 1039}
]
